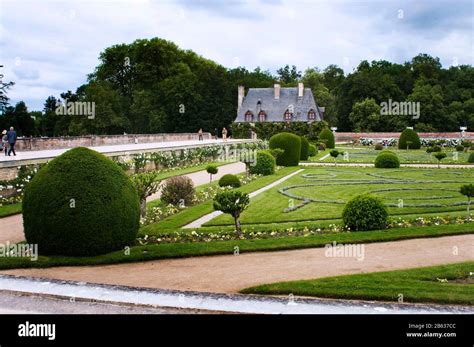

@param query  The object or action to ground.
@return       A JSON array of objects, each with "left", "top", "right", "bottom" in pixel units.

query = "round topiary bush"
[
  {"left": 342, "top": 195, "right": 389, "bottom": 231},
  {"left": 318, "top": 142, "right": 327, "bottom": 151},
  {"left": 319, "top": 128, "right": 335, "bottom": 149},
  {"left": 269, "top": 132, "right": 301, "bottom": 166},
  {"left": 161, "top": 176, "right": 195, "bottom": 206},
  {"left": 249, "top": 150, "right": 275, "bottom": 176},
  {"left": 308, "top": 144, "right": 317, "bottom": 157},
  {"left": 218, "top": 174, "right": 241, "bottom": 188},
  {"left": 374, "top": 143, "right": 383, "bottom": 150},
  {"left": 22, "top": 147, "right": 140, "bottom": 256},
  {"left": 375, "top": 151, "right": 400, "bottom": 168},
  {"left": 468, "top": 153, "right": 474, "bottom": 163},
  {"left": 398, "top": 128, "right": 421, "bottom": 149},
  {"left": 300, "top": 136, "right": 310, "bottom": 160},
  {"left": 455, "top": 144, "right": 464, "bottom": 152}
]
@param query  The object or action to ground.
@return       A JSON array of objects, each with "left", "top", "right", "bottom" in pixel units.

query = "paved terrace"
[{"left": 0, "top": 138, "right": 254, "bottom": 168}]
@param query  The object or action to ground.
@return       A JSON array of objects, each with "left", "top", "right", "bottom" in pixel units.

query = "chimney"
[
  {"left": 298, "top": 82, "right": 304, "bottom": 99},
  {"left": 238, "top": 85, "right": 245, "bottom": 111},
  {"left": 274, "top": 84, "right": 281, "bottom": 99}
]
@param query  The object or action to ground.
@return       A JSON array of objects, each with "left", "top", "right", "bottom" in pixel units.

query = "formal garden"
[{"left": 0, "top": 127, "right": 473, "bottom": 304}]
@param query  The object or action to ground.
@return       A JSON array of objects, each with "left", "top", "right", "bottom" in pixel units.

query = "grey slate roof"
[{"left": 234, "top": 87, "right": 323, "bottom": 122}]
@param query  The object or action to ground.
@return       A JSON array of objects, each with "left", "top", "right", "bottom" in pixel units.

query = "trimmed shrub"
[
  {"left": 308, "top": 144, "right": 317, "bottom": 157},
  {"left": 268, "top": 148, "right": 284, "bottom": 159},
  {"left": 161, "top": 176, "right": 195, "bottom": 206},
  {"left": 398, "top": 128, "right": 421, "bottom": 149},
  {"left": 342, "top": 195, "right": 389, "bottom": 231},
  {"left": 218, "top": 174, "right": 241, "bottom": 188},
  {"left": 468, "top": 153, "right": 474, "bottom": 163},
  {"left": 206, "top": 164, "right": 218, "bottom": 183},
  {"left": 318, "top": 142, "right": 327, "bottom": 151},
  {"left": 375, "top": 151, "right": 400, "bottom": 168},
  {"left": 426, "top": 145, "right": 442, "bottom": 153},
  {"left": 319, "top": 128, "right": 335, "bottom": 149},
  {"left": 374, "top": 143, "right": 383, "bottom": 150},
  {"left": 455, "top": 145, "right": 464, "bottom": 152},
  {"left": 300, "top": 136, "right": 310, "bottom": 160},
  {"left": 269, "top": 132, "right": 301, "bottom": 166},
  {"left": 249, "top": 150, "right": 275, "bottom": 176},
  {"left": 22, "top": 147, "right": 140, "bottom": 256}
]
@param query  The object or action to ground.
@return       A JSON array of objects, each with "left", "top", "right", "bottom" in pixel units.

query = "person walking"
[
  {"left": 1, "top": 130, "right": 8, "bottom": 156},
  {"left": 222, "top": 127, "right": 228, "bottom": 142},
  {"left": 198, "top": 128, "right": 203, "bottom": 141},
  {"left": 7, "top": 127, "right": 17, "bottom": 156}
]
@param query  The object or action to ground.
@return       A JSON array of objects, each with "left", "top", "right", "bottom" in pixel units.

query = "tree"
[
  {"left": 433, "top": 152, "right": 447, "bottom": 168},
  {"left": 349, "top": 98, "right": 381, "bottom": 132},
  {"left": 460, "top": 184, "right": 474, "bottom": 215},
  {"left": 330, "top": 149, "right": 341, "bottom": 166},
  {"left": 0, "top": 66, "right": 14, "bottom": 114},
  {"left": 130, "top": 171, "right": 161, "bottom": 217},
  {"left": 276, "top": 65, "right": 301, "bottom": 84},
  {"left": 213, "top": 191, "right": 249, "bottom": 235},
  {"left": 206, "top": 164, "right": 218, "bottom": 183}
]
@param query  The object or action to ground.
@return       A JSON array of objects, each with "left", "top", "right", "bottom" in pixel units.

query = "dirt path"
[
  {"left": 0, "top": 162, "right": 246, "bottom": 244},
  {"left": 3, "top": 234, "right": 472, "bottom": 294}
]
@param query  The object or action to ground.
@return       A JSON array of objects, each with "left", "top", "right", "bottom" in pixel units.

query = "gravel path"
[{"left": 2, "top": 234, "right": 472, "bottom": 294}]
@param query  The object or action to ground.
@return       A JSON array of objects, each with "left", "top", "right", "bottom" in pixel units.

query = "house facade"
[{"left": 234, "top": 83, "right": 324, "bottom": 123}]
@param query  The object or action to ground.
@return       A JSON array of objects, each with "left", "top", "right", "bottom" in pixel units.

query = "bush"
[
  {"left": 269, "top": 132, "right": 301, "bottom": 166},
  {"left": 456, "top": 145, "right": 464, "bottom": 152},
  {"left": 308, "top": 144, "right": 317, "bottom": 157},
  {"left": 300, "top": 136, "right": 310, "bottom": 160},
  {"left": 374, "top": 143, "right": 383, "bottom": 150},
  {"left": 375, "top": 151, "right": 400, "bottom": 168},
  {"left": 398, "top": 128, "right": 421, "bottom": 149},
  {"left": 426, "top": 145, "right": 442, "bottom": 153},
  {"left": 22, "top": 147, "right": 140, "bottom": 256},
  {"left": 468, "top": 153, "right": 474, "bottom": 163},
  {"left": 161, "top": 176, "right": 195, "bottom": 206},
  {"left": 249, "top": 150, "right": 275, "bottom": 176},
  {"left": 319, "top": 128, "right": 335, "bottom": 149},
  {"left": 218, "top": 174, "right": 241, "bottom": 188},
  {"left": 268, "top": 148, "right": 284, "bottom": 159},
  {"left": 318, "top": 142, "right": 327, "bottom": 151},
  {"left": 342, "top": 195, "right": 388, "bottom": 231},
  {"left": 206, "top": 164, "right": 218, "bottom": 183}
]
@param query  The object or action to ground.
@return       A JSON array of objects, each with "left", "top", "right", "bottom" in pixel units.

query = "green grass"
[
  {"left": 315, "top": 146, "right": 473, "bottom": 165},
  {"left": 1, "top": 222, "right": 473, "bottom": 270},
  {"left": 242, "top": 262, "right": 474, "bottom": 305},
  {"left": 140, "top": 166, "right": 300, "bottom": 235},
  {"left": 204, "top": 166, "right": 474, "bottom": 227},
  {"left": 0, "top": 203, "right": 22, "bottom": 218}
]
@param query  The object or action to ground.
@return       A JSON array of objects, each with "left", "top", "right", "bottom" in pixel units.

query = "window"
[
  {"left": 258, "top": 111, "right": 266, "bottom": 122},
  {"left": 245, "top": 111, "right": 254, "bottom": 122},
  {"left": 308, "top": 109, "right": 316, "bottom": 120},
  {"left": 284, "top": 109, "right": 293, "bottom": 121}
]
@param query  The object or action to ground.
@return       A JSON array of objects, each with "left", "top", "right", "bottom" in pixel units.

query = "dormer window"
[
  {"left": 308, "top": 109, "right": 316, "bottom": 120},
  {"left": 245, "top": 111, "right": 254, "bottom": 122},
  {"left": 284, "top": 109, "right": 293, "bottom": 121},
  {"left": 258, "top": 111, "right": 267, "bottom": 122}
]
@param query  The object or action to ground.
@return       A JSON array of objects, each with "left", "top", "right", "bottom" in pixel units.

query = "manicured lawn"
[
  {"left": 315, "top": 146, "right": 473, "bottom": 165},
  {"left": 0, "top": 203, "right": 22, "bottom": 218},
  {"left": 241, "top": 262, "right": 474, "bottom": 305},
  {"left": 204, "top": 166, "right": 474, "bottom": 227},
  {"left": 1, "top": 222, "right": 473, "bottom": 270}
]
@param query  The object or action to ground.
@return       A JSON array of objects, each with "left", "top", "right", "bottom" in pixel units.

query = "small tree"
[
  {"left": 130, "top": 171, "right": 161, "bottom": 217},
  {"left": 460, "top": 184, "right": 474, "bottom": 215},
  {"left": 433, "top": 152, "right": 447, "bottom": 168},
  {"left": 330, "top": 149, "right": 341, "bottom": 166},
  {"left": 206, "top": 165, "right": 218, "bottom": 183},
  {"left": 213, "top": 191, "right": 250, "bottom": 235}
]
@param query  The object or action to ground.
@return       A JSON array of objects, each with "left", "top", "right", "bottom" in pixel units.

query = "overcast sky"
[{"left": 1, "top": 0, "right": 472, "bottom": 111}]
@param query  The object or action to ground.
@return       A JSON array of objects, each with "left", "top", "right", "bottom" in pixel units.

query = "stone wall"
[
  {"left": 14, "top": 133, "right": 212, "bottom": 151},
  {"left": 335, "top": 132, "right": 474, "bottom": 142}
]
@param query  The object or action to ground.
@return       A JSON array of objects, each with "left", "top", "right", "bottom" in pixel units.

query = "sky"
[{"left": 0, "top": 0, "right": 472, "bottom": 111}]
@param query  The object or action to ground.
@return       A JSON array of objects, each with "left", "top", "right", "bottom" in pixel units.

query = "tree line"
[{"left": 0, "top": 37, "right": 472, "bottom": 137}]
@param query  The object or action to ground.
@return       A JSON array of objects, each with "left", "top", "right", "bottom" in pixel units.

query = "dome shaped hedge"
[
  {"left": 300, "top": 136, "right": 310, "bottom": 160},
  {"left": 319, "top": 128, "right": 335, "bottom": 149},
  {"left": 218, "top": 174, "right": 241, "bottom": 188},
  {"left": 23, "top": 147, "right": 140, "bottom": 256},
  {"left": 269, "top": 132, "right": 301, "bottom": 166},
  {"left": 398, "top": 128, "right": 421, "bottom": 149},
  {"left": 249, "top": 150, "right": 275, "bottom": 175},
  {"left": 342, "top": 195, "right": 388, "bottom": 231},
  {"left": 375, "top": 151, "right": 400, "bottom": 168}
]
